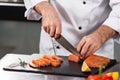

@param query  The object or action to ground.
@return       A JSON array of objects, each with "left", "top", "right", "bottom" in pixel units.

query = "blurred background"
[
  {"left": 0, "top": 0, "right": 120, "bottom": 62},
  {"left": 0, "top": 0, "right": 40, "bottom": 59}
]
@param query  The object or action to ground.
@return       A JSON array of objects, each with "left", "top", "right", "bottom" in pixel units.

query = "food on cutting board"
[
  {"left": 68, "top": 54, "right": 111, "bottom": 73},
  {"left": 29, "top": 55, "right": 63, "bottom": 68},
  {"left": 68, "top": 54, "right": 110, "bottom": 68},
  {"left": 85, "top": 55, "right": 110, "bottom": 68},
  {"left": 81, "top": 54, "right": 110, "bottom": 72},
  {"left": 81, "top": 61, "right": 91, "bottom": 72},
  {"left": 68, "top": 54, "right": 82, "bottom": 63},
  {"left": 30, "top": 53, "right": 111, "bottom": 74}
]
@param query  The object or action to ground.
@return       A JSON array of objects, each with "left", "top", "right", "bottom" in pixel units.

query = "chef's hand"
[
  {"left": 35, "top": 1, "right": 61, "bottom": 38},
  {"left": 77, "top": 25, "right": 117, "bottom": 58},
  {"left": 77, "top": 32, "right": 103, "bottom": 59}
]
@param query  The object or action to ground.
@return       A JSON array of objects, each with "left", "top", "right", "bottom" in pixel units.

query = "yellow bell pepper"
[{"left": 107, "top": 72, "right": 119, "bottom": 80}]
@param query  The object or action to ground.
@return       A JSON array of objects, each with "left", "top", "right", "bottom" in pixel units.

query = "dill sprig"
[{"left": 18, "top": 58, "right": 28, "bottom": 68}]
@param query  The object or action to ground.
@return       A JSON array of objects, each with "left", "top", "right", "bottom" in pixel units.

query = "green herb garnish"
[{"left": 18, "top": 58, "right": 28, "bottom": 68}]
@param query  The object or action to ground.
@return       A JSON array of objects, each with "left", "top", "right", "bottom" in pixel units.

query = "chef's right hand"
[{"left": 35, "top": 1, "right": 62, "bottom": 38}]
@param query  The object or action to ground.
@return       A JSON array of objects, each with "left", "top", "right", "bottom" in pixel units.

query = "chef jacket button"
[
  {"left": 78, "top": 26, "right": 82, "bottom": 30},
  {"left": 83, "top": 1, "right": 86, "bottom": 4},
  {"left": 56, "top": 46, "right": 60, "bottom": 49}
]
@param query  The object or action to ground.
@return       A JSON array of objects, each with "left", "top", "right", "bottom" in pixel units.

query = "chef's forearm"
[
  {"left": 34, "top": 1, "right": 52, "bottom": 16},
  {"left": 94, "top": 25, "right": 118, "bottom": 44}
]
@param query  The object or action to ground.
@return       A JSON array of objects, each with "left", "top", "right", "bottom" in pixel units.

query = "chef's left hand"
[
  {"left": 77, "top": 32, "right": 103, "bottom": 58},
  {"left": 77, "top": 25, "right": 117, "bottom": 58}
]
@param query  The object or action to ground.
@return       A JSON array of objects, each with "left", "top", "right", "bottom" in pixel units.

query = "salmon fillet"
[
  {"left": 68, "top": 54, "right": 82, "bottom": 63},
  {"left": 29, "top": 55, "right": 63, "bottom": 68},
  {"left": 85, "top": 55, "right": 110, "bottom": 68}
]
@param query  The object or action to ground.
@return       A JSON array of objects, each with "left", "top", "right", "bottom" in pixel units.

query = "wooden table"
[{"left": 0, "top": 53, "right": 119, "bottom": 80}]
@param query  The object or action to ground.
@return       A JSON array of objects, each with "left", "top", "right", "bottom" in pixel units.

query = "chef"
[{"left": 23, "top": 0, "right": 120, "bottom": 59}]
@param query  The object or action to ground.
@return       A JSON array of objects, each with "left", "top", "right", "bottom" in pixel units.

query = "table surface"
[{"left": 0, "top": 53, "right": 119, "bottom": 80}]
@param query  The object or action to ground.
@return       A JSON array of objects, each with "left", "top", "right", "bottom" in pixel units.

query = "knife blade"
[{"left": 55, "top": 35, "right": 80, "bottom": 56}]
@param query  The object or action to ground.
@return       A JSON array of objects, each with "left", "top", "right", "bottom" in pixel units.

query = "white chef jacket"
[{"left": 23, "top": 0, "right": 120, "bottom": 59}]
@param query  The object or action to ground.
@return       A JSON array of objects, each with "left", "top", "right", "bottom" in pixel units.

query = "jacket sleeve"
[
  {"left": 103, "top": 0, "right": 120, "bottom": 43},
  {"left": 23, "top": 0, "right": 48, "bottom": 20}
]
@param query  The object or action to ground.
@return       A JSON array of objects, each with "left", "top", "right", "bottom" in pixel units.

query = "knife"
[{"left": 55, "top": 35, "right": 81, "bottom": 56}]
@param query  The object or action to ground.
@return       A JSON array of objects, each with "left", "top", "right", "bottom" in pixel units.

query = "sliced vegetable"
[{"left": 81, "top": 61, "right": 91, "bottom": 72}]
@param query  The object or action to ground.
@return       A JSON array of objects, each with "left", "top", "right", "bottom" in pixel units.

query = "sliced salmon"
[
  {"left": 32, "top": 59, "right": 46, "bottom": 67},
  {"left": 68, "top": 54, "right": 81, "bottom": 63},
  {"left": 42, "top": 58, "right": 51, "bottom": 65},
  {"left": 30, "top": 55, "right": 63, "bottom": 68},
  {"left": 51, "top": 55, "right": 63, "bottom": 62},
  {"left": 29, "top": 62, "right": 39, "bottom": 68},
  {"left": 51, "top": 60, "right": 61, "bottom": 67}
]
